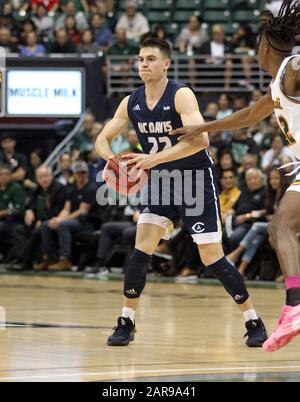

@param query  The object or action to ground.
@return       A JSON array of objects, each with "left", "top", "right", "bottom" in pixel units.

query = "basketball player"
[
  {"left": 172, "top": 0, "right": 300, "bottom": 352},
  {"left": 96, "top": 38, "right": 267, "bottom": 347}
]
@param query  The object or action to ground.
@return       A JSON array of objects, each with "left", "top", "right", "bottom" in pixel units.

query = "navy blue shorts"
[{"left": 138, "top": 167, "right": 222, "bottom": 244}]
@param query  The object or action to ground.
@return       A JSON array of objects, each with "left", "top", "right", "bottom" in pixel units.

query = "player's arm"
[
  {"left": 95, "top": 96, "right": 130, "bottom": 161},
  {"left": 154, "top": 87, "right": 210, "bottom": 165},
  {"left": 171, "top": 89, "right": 274, "bottom": 139}
]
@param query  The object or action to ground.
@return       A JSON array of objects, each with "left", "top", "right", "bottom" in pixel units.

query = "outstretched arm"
[
  {"left": 171, "top": 90, "right": 274, "bottom": 139},
  {"left": 95, "top": 96, "right": 130, "bottom": 161}
]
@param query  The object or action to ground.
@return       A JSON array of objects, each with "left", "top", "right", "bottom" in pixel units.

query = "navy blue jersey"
[{"left": 127, "top": 79, "right": 213, "bottom": 171}]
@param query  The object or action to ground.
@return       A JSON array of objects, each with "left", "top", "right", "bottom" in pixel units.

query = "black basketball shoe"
[
  {"left": 107, "top": 317, "right": 136, "bottom": 346},
  {"left": 244, "top": 318, "right": 268, "bottom": 347}
]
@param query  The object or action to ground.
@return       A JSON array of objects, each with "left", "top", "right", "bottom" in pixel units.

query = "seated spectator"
[
  {"left": 124, "top": 128, "right": 142, "bottom": 153},
  {"left": 84, "top": 206, "right": 140, "bottom": 275},
  {"left": 55, "top": 153, "right": 75, "bottom": 186},
  {"left": 90, "top": 122, "right": 104, "bottom": 143},
  {"left": 23, "top": 148, "right": 44, "bottom": 193},
  {"left": 116, "top": 0, "right": 149, "bottom": 44},
  {"left": 106, "top": 28, "right": 137, "bottom": 71},
  {"left": 227, "top": 168, "right": 266, "bottom": 250},
  {"left": 216, "top": 151, "right": 235, "bottom": 183},
  {"left": 217, "top": 94, "right": 233, "bottom": 120},
  {"left": 176, "top": 15, "right": 208, "bottom": 55},
  {"left": 229, "top": 128, "right": 259, "bottom": 166},
  {"left": 90, "top": 0, "right": 118, "bottom": 32},
  {"left": 36, "top": 161, "right": 97, "bottom": 271},
  {"left": 153, "top": 24, "right": 168, "bottom": 42},
  {"left": 198, "top": 24, "right": 233, "bottom": 89},
  {"left": 76, "top": 29, "right": 101, "bottom": 53},
  {"left": 262, "top": 134, "right": 296, "bottom": 173},
  {"left": 260, "top": 113, "right": 281, "bottom": 152},
  {"left": 19, "top": 31, "right": 46, "bottom": 56},
  {"left": 219, "top": 169, "right": 241, "bottom": 223},
  {"left": 48, "top": 28, "right": 76, "bottom": 53},
  {"left": 0, "top": 27, "right": 19, "bottom": 52},
  {"left": 12, "top": 166, "right": 67, "bottom": 271},
  {"left": 64, "top": 15, "right": 81, "bottom": 45},
  {"left": 227, "top": 167, "right": 289, "bottom": 276},
  {"left": 72, "top": 113, "right": 95, "bottom": 158},
  {"left": 233, "top": 96, "right": 247, "bottom": 112},
  {"left": 55, "top": 0, "right": 89, "bottom": 31},
  {"left": 230, "top": 24, "right": 256, "bottom": 90},
  {"left": 90, "top": 12, "right": 113, "bottom": 51},
  {"left": 250, "top": 89, "right": 263, "bottom": 105},
  {"left": 31, "top": 4, "right": 55, "bottom": 42},
  {"left": 0, "top": 133, "right": 28, "bottom": 182},
  {"left": 0, "top": 165, "right": 26, "bottom": 259},
  {"left": 18, "top": 18, "right": 37, "bottom": 46},
  {"left": 204, "top": 102, "right": 218, "bottom": 118},
  {"left": 237, "top": 153, "right": 258, "bottom": 191}
]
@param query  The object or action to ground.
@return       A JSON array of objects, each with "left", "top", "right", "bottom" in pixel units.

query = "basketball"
[{"left": 103, "top": 154, "right": 149, "bottom": 196}]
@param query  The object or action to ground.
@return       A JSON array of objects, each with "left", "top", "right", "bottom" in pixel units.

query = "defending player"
[{"left": 171, "top": 0, "right": 300, "bottom": 352}]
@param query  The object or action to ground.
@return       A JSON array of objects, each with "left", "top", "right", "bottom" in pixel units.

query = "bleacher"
[{"left": 115, "top": 0, "right": 267, "bottom": 40}]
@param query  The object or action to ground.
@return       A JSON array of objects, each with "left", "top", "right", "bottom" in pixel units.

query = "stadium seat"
[
  {"left": 203, "top": 10, "right": 231, "bottom": 23},
  {"left": 146, "top": 0, "right": 174, "bottom": 11},
  {"left": 203, "top": 0, "right": 229, "bottom": 10},
  {"left": 173, "top": 10, "right": 201, "bottom": 23},
  {"left": 232, "top": 10, "right": 261, "bottom": 23},
  {"left": 174, "top": 0, "right": 202, "bottom": 11},
  {"left": 147, "top": 11, "right": 172, "bottom": 23},
  {"left": 230, "top": 0, "right": 259, "bottom": 9}
]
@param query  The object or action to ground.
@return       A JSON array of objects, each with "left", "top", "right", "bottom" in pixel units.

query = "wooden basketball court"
[{"left": 0, "top": 273, "right": 299, "bottom": 382}]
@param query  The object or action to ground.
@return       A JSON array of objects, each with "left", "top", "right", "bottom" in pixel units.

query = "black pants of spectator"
[
  {"left": 229, "top": 223, "right": 252, "bottom": 251},
  {"left": 96, "top": 222, "right": 136, "bottom": 261},
  {"left": 12, "top": 224, "right": 42, "bottom": 265},
  {"left": 41, "top": 219, "right": 93, "bottom": 260},
  {"left": 0, "top": 219, "right": 18, "bottom": 258}
]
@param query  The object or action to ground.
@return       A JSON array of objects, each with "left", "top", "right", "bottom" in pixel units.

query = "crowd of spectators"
[
  {"left": 0, "top": 0, "right": 295, "bottom": 282},
  {"left": 0, "top": 87, "right": 295, "bottom": 283}
]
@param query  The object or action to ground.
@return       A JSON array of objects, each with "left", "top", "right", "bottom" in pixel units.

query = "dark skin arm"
[{"left": 171, "top": 88, "right": 274, "bottom": 140}]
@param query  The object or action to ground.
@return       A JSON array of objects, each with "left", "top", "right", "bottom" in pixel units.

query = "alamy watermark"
[{"left": 96, "top": 168, "right": 206, "bottom": 217}]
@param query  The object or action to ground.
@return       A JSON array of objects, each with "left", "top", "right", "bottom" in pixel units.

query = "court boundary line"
[{"left": 1, "top": 365, "right": 300, "bottom": 381}]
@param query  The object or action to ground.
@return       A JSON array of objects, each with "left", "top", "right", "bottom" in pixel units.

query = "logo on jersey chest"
[
  {"left": 273, "top": 97, "right": 283, "bottom": 110},
  {"left": 138, "top": 121, "right": 173, "bottom": 134}
]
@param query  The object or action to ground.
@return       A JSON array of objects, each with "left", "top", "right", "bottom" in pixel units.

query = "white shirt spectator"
[
  {"left": 262, "top": 147, "right": 296, "bottom": 171},
  {"left": 116, "top": 12, "right": 149, "bottom": 42}
]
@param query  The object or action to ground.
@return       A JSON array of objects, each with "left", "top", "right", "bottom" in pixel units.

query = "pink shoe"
[{"left": 263, "top": 305, "right": 300, "bottom": 352}]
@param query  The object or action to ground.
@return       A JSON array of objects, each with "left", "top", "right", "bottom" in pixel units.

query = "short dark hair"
[
  {"left": 221, "top": 168, "right": 237, "bottom": 178},
  {"left": 140, "top": 37, "right": 172, "bottom": 59},
  {"left": 0, "top": 132, "right": 15, "bottom": 142}
]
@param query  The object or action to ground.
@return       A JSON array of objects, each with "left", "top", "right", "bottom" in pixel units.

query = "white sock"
[
  {"left": 122, "top": 307, "right": 135, "bottom": 323},
  {"left": 243, "top": 309, "right": 258, "bottom": 322}
]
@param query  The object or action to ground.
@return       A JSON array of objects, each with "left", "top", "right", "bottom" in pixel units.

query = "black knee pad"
[
  {"left": 207, "top": 257, "right": 249, "bottom": 304},
  {"left": 124, "top": 249, "right": 151, "bottom": 299}
]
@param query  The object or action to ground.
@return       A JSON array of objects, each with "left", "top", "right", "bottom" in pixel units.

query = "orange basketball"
[{"left": 103, "top": 154, "right": 149, "bottom": 196}]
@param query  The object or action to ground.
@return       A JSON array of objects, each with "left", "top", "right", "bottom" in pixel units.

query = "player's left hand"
[
  {"left": 170, "top": 125, "right": 205, "bottom": 141},
  {"left": 122, "top": 153, "right": 158, "bottom": 177}
]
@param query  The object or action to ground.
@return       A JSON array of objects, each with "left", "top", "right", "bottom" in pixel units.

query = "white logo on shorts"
[{"left": 192, "top": 222, "right": 205, "bottom": 233}]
